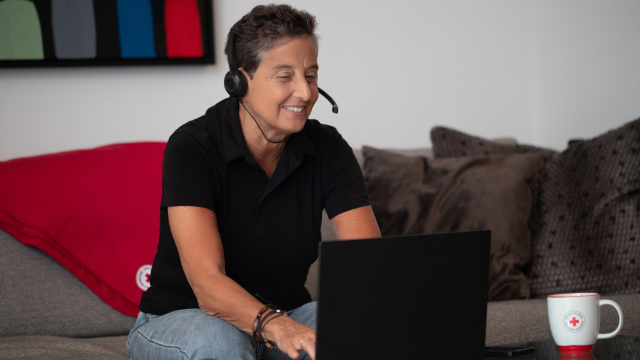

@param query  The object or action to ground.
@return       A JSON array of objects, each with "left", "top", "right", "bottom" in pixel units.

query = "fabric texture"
[
  {"left": 0, "top": 142, "right": 165, "bottom": 316},
  {"left": 142, "top": 97, "right": 370, "bottom": 315},
  {"left": 430, "top": 126, "right": 551, "bottom": 158},
  {"left": 527, "top": 119, "right": 640, "bottom": 297},
  {"left": 429, "top": 126, "right": 558, "bottom": 224},
  {"left": 0, "top": 229, "right": 135, "bottom": 338},
  {"left": 0, "top": 335, "right": 129, "bottom": 360},
  {"left": 362, "top": 147, "right": 541, "bottom": 301}
]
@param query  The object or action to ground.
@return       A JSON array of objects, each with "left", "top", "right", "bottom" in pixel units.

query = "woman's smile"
[{"left": 282, "top": 105, "right": 306, "bottom": 116}]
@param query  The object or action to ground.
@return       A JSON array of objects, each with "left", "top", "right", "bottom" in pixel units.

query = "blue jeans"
[{"left": 126, "top": 301, "right": 316, "bottom": 360}]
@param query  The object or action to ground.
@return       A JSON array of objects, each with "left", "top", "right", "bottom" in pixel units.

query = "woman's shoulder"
[
  {"left": 164, "top": 99, "right": 232, "bottom": 161},
  {"left": 170, "top": 99, "right": 229, "bottom": 142}
]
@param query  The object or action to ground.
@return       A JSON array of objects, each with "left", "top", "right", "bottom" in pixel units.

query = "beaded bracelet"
[{"left": 252, "top": 304, "right": 275, "bottom": 344}]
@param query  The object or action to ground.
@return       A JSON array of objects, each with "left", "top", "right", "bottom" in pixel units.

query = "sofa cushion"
[
  {"left": 527, "top": 119, "right": 640, "bottom": 297},
  {"left": 0, "top": 229, "right": 135, "bottom": 338},
  {"left": 362, "top": 146, "right": 541, "bottom": 301},
  {"left": 0, "top": 335, "right": 129, "bottom": 360},
  {"left": 0, "top": 142, "right": 165, "bottom": 316}
]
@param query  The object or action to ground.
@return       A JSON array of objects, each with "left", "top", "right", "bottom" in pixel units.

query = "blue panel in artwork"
[{"left": 117, "top": 0, "right": 156, "bottom": 58}]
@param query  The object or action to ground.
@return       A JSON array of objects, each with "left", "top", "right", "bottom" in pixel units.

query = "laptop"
[{"left": 315, "top": 230, "right": 491, "bottom": 360}]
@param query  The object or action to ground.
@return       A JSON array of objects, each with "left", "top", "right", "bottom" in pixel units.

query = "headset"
[{"left": 224, "top": 32, "right": 339, "bottom": 114}]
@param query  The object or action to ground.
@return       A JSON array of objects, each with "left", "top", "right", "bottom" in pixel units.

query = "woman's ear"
[
  {"left": 238, "top": 68, "right": 251, "bottom": 99},
  {"left": 239, "top": 68, "right": 251, "bottom": 82}
]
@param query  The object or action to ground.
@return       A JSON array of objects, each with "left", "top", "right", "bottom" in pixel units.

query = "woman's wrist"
[{"left": 261, "top": 313, "right": 289, "bottom": 342}]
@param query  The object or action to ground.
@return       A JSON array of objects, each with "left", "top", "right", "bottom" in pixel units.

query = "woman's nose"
[{"left": 293, "top": 76, "right": 312, "bottom": 101}]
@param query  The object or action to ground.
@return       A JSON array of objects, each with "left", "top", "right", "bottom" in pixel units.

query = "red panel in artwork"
[{"left": 165, "top": 0, "right": 203, "bottom": 58}]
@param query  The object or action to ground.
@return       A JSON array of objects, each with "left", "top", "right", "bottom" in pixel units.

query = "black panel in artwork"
[
  {"left": 93, "top": 0, "right": 121, "bottom": 59},
  {"left": 31, "top": 0, "right": 55, "bottom": 59},
  {"left": 199, "top": 0, "right": 214, "bottom": 60},
  {"left": 198, "top": 0, "right": 206, "bottom": 56},
  {"left": 151, "top": 0, "right": 167, "bottom": 58}
]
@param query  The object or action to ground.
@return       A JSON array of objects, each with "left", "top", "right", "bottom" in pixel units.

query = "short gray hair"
[{"left": 224, "top": 4, "right": 318, "bottom": 79}]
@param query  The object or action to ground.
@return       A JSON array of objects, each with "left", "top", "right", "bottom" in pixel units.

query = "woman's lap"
[{"left": 127, "top": 301, "right": 317, "bottom": 360}]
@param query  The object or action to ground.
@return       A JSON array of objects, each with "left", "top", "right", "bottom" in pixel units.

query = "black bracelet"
[
  {"left": 261, "top": 312, "right": 287, "bottom": 348},
  {"left": 257, "top": 309, "right": 277, "bottom": 343},
  {"left": 258, "top": 309, "right": 288, "bottom": 349}
]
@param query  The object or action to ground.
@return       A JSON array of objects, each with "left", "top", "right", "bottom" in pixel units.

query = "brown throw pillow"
[
  {"left": 363, "top": 146, "right": 541, "bottom": 301},
  {"left": 430, "top": 126, "right": 558, "bottom": 209},
  {"left": 430, "top": 126, "right": 553, "bottom": 158},
  {"left": 527, "top": 118, "right": 640, "bottom": 297}
]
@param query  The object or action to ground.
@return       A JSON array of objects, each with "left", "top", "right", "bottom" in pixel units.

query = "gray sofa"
[
  {"left": 307, "top": 146, "right": 640, "bottom": 347},
  {"left": 1, "top": 143, "right": 639, "bottom": 359}
]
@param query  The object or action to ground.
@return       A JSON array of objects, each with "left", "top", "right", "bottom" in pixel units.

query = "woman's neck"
[{"left": 238, "top": 103, "right": 286, "bottom": 180}]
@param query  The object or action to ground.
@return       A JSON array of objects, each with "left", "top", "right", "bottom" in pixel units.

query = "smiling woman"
[
  {"left": 239, "top": 36, "right": 320, "bottom": 145},
  {"left": 126, "top": 4, "right": 381, "bottom": 360}
]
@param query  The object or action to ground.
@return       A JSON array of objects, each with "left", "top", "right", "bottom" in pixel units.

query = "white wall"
[
  {"left": 527, "top": 0, "right": 640, "bottom": 149},
  {"left": 1, "top": 0, "right": 639, "bottom": 162}
]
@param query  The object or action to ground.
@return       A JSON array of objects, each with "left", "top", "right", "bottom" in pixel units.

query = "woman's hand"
[{"left": 262, "top": 315, "right": 316, "bottom": 360}]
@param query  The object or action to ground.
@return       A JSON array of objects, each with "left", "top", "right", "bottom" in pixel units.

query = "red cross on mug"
[{"left": 569, "top": 317, "right": 580, "bottom": 327}]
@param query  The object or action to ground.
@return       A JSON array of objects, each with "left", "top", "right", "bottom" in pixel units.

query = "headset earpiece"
[
  {"left": 224, "top": 69, "right": 246, "bottom": 98},
  {"left": 224, "top": 33, "right": 247, "bottom": 98}
]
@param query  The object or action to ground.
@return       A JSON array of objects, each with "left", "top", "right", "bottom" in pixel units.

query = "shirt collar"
[{"left": 220, "top": 97, "right": 318, "bottom": 166}]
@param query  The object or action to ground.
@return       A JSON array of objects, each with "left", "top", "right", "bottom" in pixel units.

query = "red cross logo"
[
  {"left": 136, "top": 265, "right": 152, "bottom": 291},
  {"left": 563, "top": 311, "right": 585, "bottom": 332}
]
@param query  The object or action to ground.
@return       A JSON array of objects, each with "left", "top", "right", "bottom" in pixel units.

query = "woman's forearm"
[
  {"left": 190, "top": 270, "right": 264, "bottom": 334},
  {"left": 168, "top": 206, "right": 265, "bottom": 334}
]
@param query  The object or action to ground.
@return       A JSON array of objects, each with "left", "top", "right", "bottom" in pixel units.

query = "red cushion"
[{"left": 0, "top": 142, "right": 165, "bottom": 316}]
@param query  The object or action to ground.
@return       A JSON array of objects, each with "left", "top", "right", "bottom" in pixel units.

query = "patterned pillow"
[
  {"left": 527, "top": 119, "right": 640, "bottom": 297},
  {"left": 430, "top": 126, "right": 551, "bottom": 158},
  {"left": 363, "top": 146, "right": 541, "bottom": 301}
]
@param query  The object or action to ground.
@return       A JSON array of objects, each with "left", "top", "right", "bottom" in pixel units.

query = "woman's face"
[{"left": 242, "top": 36, "right": 319, "bottom": 138}]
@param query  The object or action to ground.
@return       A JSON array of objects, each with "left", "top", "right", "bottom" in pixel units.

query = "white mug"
[{"left": 547, "top": 293, "right": 624, "bottom": 354}]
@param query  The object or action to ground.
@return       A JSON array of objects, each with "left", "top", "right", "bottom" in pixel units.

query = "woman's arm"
[
  {"left": 330, "top": 205, "right": 381, "bottom": 240},
  {"left": 168, "top": 206, "right": 316, "bottom": 359}
]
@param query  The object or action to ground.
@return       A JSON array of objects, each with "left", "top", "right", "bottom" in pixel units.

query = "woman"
[{"left": 127, "top": 4, "right": 380, "bottom": 360}]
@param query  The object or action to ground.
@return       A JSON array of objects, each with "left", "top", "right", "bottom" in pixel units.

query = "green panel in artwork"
[{"left": 0, "top": 0, "right": 45, "bottom": 60}]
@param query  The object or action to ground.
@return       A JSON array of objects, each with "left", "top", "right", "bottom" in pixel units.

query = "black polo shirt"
[{"left": 140, "top": 97, "right": 370, "bottom": 315}]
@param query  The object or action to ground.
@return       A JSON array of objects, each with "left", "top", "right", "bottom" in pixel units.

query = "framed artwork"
[{"left": 0, "top": 0, "right": 215, "bottom": 67}]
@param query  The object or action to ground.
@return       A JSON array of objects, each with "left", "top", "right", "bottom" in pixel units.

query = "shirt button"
[{"left": 260, "top": 200, "right": 265, "bottom": 206}]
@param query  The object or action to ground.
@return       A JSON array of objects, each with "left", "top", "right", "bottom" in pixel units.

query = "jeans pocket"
[{"left": 144, "top": 312, "right": 159, "bottom": 323}]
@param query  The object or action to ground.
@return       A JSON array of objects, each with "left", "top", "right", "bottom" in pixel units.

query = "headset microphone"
[
  {"left": 224, "top": 32, "right": 339, "bottom": 114},
  {"left": 318, "top": 88, "right": 339, "bottom": 114}
]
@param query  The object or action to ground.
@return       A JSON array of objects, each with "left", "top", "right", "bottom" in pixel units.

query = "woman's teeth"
[{"left": 284, "top": 106, "right": 303, "bottom": 112}]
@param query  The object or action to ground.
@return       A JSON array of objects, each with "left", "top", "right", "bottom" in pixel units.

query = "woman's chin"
[{"left": 279, "top": 118, "right": 307, "bottom": 135}]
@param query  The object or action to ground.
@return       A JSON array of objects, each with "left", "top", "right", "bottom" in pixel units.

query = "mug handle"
[{"left": 597, "top": 299, "right": 624, "bottom": 339}]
